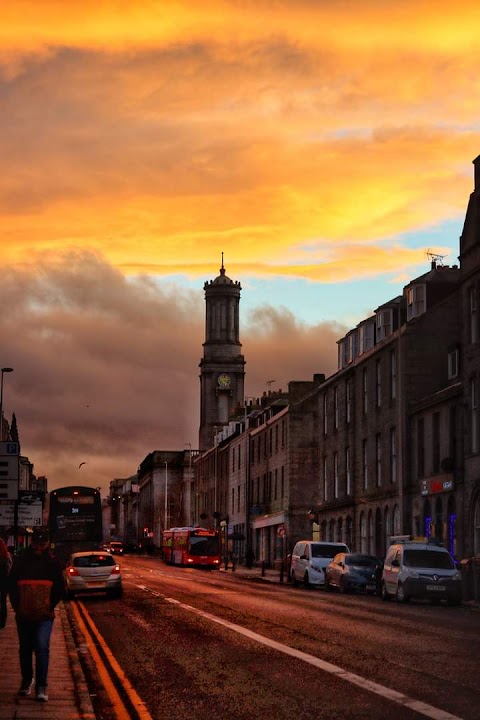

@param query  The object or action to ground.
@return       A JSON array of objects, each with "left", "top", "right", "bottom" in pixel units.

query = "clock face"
[{"left": 217, "top": 373, "right": 231, "bottom": 388}]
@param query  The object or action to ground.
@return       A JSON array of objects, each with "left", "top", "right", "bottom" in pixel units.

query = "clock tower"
[{"left": 199, "top": 257, "right": 245, "bottom": 450}]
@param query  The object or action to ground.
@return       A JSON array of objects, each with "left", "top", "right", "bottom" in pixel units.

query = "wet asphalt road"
[{"left": 73, "top": 555, "right": 480, "bottom": 720}]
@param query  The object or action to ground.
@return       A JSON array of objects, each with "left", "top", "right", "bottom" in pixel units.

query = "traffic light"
[{"left": 143, "top": 527, "right": 149, "bottom": 537}]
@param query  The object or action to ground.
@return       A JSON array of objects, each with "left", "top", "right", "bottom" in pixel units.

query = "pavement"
[{"left": 0, "top": 602, "right": 95, "bottom": 720}]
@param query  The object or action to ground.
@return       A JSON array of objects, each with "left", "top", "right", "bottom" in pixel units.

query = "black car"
[{"left": 325, "top": 553, "right": 383, "bottom": 594}]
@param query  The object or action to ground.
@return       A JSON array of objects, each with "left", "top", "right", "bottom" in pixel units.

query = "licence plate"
[
  {"left": 366, "top": 584, "right": 376, "bottom": 591},
  {"left": 87, "top": 581, "right": 104, "bottom": 587},
  {"left": 426, "top": 585, "right": 445, "bottom": 591}
]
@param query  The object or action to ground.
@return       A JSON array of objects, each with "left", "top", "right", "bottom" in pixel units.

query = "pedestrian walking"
[
  {"left": 0, "top": 532, "right": 13, "bottom": 628},
  {"left": 8, "top": 528, "right": 63, "bottom": 702}
]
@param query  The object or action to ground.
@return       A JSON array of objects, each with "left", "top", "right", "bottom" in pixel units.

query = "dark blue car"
[{"left": 324, "top": 553, "right": 383, "bottom": 594}]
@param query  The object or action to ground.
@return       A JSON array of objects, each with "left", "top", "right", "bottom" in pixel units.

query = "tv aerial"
[{"left": 426, "top": 249, "right": 446, "bottom": 267}]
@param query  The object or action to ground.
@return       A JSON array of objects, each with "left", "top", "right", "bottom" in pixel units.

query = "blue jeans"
[{"left": 16, "top": 618, "right": 54, "bottom": 690}]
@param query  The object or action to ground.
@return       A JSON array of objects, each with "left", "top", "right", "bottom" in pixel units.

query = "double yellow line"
[{"left": 71, "top": 601, "right": 153, "bottom": 720}]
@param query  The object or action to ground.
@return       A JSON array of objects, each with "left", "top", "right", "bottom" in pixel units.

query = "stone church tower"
[{"left": 198, "top": 257, "right": 245, "bottom": 451}]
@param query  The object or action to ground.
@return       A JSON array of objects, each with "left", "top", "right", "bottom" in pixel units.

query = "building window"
[
  {"left": 362, "top": 368, "right": 368, "bottom": 415},
  {"left": 376, "top": 360, "right": 381, "bottom": 408},
  {"left": 362, "top": 439, "right": 368, "bottom": 490},
  {"left": 448, "top": 348, "right": 459, "bottom": 380},
  {"left": 417, "top": 417, "right": 425, "bottom": 478},
  {"left": 238, "top": 446, "right": 241, "bottom": 470},
  {"left": 376, "top": 309, "right": 393, "bottom": 341},
  {"left": 323, "top": 393, "right": 328, "bottom": 435},
  {"left": 407, "top": 283, "right": 426, "bottom": 320},
  {"left": 232, "top": 448, "right": 235, "bottom": 471},
  {"left": 333, "top": 452, "right": 338, "bottom": 498},
  {"left": 281, "top": 420, "right": 286, "bottom": 447},
  {"left": 237, "top": 485, "right": 240, "bottom": 512},
  {"left": 231, "top": 487, "right": 235, "bottom": 514},
  {"left": 346, "top": 379, "right": 351, "bottom": 424},
  {"left": 359, "top": 322, "right": 375, "bottom": 354},
  {"left": 390, "top": 350, "right": 397, "bottom": 401},
  {"left": 390, "top": 427, "right": 397, "bottom": 484},
  {"left": 323, "top": 457, "right": 328, "bottom": 501},
  {"left": 472, "top": 378, "right": 479, "bottom": 454},
  {"left": 376, "top": 433, "right": 382, "bottom": 486},
  {"left": 274, "top": 468, "right": 278, "bottom": 500},
  {"left": 338, "top": 339, "right": 348, "bottom": 369},
  {"left": 334, "top": 386, "right": 339, "bottom": 429},
  {"left": 347, "top": 330, "right": 359, "bottom": 362},
  {"left": 432, "top": 412, "right": 441, "bottom": 473},
  {"left": 281, "top": 466, "right": 285, "bottom": 499},
  {"left": 471, "top": 286, "right": 478, "bottom": 344},
  {"left": 275, "top": 425, "right": 278, "bottom": 452},
  {"left": 346, "top": 447, "right": 351, "bottom": 495}
]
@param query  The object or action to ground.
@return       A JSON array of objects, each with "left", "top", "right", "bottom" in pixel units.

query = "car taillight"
[
  {"left": 110, "top": 565, "right": 121, "bottom": 575},
  {"left": 68, "top": 567, "right": 80, "bottom": 576}
]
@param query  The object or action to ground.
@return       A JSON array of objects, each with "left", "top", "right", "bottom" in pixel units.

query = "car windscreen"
[
  {"left": 73, "top": 555, "right": 115, "bottom": 568},
  {"left": 311, "top": 544, "right": 348, "bottom": 558},
  {"left": 403, "top": 549, "right": 454, "bottom": 569},
  {"left": 345, "top": 555, "right": 379, "bottom": 567}
]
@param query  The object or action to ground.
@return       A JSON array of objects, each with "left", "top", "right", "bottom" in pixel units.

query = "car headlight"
[
  {"left": 407, "top": 569, "right": 419, "bottom": 579},
  {"left": 452, "top": 571, "right": 461, "bottom": 581}
]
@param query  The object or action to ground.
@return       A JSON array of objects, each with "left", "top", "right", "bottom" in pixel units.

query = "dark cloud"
[{"left": 1, "top": 252, "right": 341, "bottom": 496}]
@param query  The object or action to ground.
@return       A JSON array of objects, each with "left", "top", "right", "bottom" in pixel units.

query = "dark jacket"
[{"left": 8, "top": 547, "right": 63, "bottom": 621}]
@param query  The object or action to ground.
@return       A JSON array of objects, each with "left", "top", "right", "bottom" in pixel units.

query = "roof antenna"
[
  {"left": 426, "top": 249, "right": 446, "bottom": 270},
  {"left": 220, "top": 251, "right": 225, "bottom": 275}
]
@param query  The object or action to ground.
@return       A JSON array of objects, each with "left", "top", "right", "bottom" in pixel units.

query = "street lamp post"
[
  {"left": 244, "top": 397, "right": 255, "bottom": 568},
  {"left": 164, "top": 461, "right": 168, "bottom": 532},
  {"left": 0, "top": 367, "right": 14, "bottom": 441},
  {"left": 185, "top": 443, "right": 193, "bottom": 525}
]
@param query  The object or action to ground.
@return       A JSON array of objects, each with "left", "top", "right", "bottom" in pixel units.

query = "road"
[{"left": 67, "top": 555, "right": 480, "bottom": 720}]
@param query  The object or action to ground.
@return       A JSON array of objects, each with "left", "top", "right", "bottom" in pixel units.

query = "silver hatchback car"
[{"left": 64, "top": 551, "right": 123, "bottom": 599}]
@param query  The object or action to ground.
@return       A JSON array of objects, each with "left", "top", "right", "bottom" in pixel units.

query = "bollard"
[
  {"left": 279, "top": 561, "right": 284, "bottom": 583},
  {"left": 261, "top": 560, "right": 265, "bottom": 577}
]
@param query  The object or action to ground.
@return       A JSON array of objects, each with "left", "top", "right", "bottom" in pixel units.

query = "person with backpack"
[
  {"left": 0, "top": 532, "right": 12, "bottom": 628},
  {"left": 8, "top": 528, "right": 63, "bottom": 702}
]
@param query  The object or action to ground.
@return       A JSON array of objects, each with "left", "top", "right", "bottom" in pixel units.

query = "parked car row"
[{"left": 289, "top": 537, "right": 463, "bottom": 605}]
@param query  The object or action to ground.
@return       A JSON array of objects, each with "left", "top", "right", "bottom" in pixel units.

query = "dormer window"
[
  {"left": 347, "top": 330, "right": 359, "bottom": 363},
  {"left": 359, "top": 322, "right": 375, "bottom": 354},
  {"left": 407, "top": 283, "right": 426, "bottom": 320},
  {"left": 337, "top": 339, "right": 348, "bottom": 369},
  {"left": 376, "top": 309, "right": 393, "bottom": 341}
]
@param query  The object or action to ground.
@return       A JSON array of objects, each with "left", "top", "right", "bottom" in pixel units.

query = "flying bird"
[{"left": 78, "top": 462, "right": 86, "bottom": 469}]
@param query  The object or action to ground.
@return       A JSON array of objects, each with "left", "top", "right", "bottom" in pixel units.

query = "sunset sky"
[{"left": 1, "top": 1, "right": 480, "bottom": 495}]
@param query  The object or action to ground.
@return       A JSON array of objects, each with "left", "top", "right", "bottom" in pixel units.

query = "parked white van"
[
  {"left": 381, "top": 537, "right": 462, "bottom": 605},
  {"left": 290, "top": 540, "right": 350, "bottom": 588}
]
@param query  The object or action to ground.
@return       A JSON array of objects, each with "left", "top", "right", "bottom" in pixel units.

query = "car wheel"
[
  {"left": 107, "top": 587, "right": 123, "bottom": 599},
  {"left": 381, "top": 582, "right": 391, "bottom": 601},
  {"left": 396, "top": 582, "right": 409, "bottom": 603},
  {"left": 290, "top": 570, "right": 298, "bottom": 587},
  {"left": 303, "top": 571, "right": 310, "bottom": 589}
]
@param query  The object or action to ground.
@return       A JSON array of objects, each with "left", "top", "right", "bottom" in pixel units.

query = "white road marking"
[{"left": 136, "top": 584, "right": 463, "bottom": 720}]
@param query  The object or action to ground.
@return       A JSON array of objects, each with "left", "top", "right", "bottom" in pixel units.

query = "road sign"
[{"left": 0, "top": 453, "right": 19, "bottom": 500}]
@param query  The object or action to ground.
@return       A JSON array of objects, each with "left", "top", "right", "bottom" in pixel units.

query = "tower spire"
[{"left": 220, "top": 251, "right": 225, "bottom": 275}]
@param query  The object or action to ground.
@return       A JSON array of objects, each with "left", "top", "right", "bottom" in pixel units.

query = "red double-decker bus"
[{"left": 162, "top": 527, "right": 221, "bottom": 568}]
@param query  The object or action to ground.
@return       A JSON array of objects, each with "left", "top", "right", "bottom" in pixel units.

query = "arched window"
[
  {"left": 393, "top": 504, "right": 400, "bottom": 536},
  {"left": 360, "top": 512, "right": 367, "bottom": 553},
  {"left": 329, "top": 518, "right": 336, "bottom": 541},
  {"left": 368, "top": 510, "right": 374, "bottom": 554},
  {"left": 346, "top": 516, "right": 353, "bottom": 550},
  {"left": 384, "top": 506, "right": 390, "bottom": 549},
  {"left": 337, "top": 517, "right": 343, "bottom": 544},
  {"left": 375, "top": 507, "right": 383, "bottom": 557}
]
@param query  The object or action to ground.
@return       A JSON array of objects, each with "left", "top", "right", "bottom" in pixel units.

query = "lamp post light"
[{"left": 0, "top": 367, "right": 14, "bottom": 442}]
